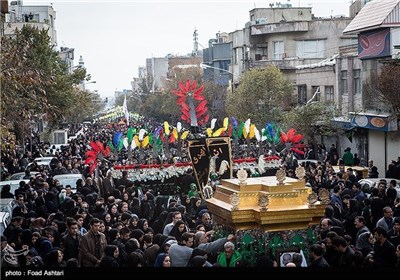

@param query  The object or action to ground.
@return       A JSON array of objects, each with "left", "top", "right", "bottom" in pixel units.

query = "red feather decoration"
[
  {"left": 202, "top": 114, "right": 209, "bottom": 124},
  {"left": 196, "top": 100, "right": 207, "bottom": 113},
  {"left": 84, "top": 157, "right": 95, "bottom": 165},
  {"left": 169, "top": 134, "right": 176, "bottom": 143},
  {"left": 90, "top": 141, "right": 100, "bottom": 152},
  {"left": 193, "top": 86, "right": 204, "bottom": 98},
  {"left": 103, "top": 146, "right": 111, "bottom": 157},
  {"left": 280, "top": 131, "right": 288, "bottom": 143},
  {"left": 178, "top": 81, "right": 186, "bottom": 92},
  {"left": 85, "top": 141, "right": 110, "bottom": 174},
  {"left": 85, "top": 150, "right": 97, "bottom": 159},
  {"left": 181, "top": 102, "right": 190, "bottom": 112},
  {"left": 173, "top": 80, "right": 208, "bottom": 126},
  {"left": 227, "top": 125, "right": 233, "bottom": 137},
  {"left": 196, "top": 107, "right": 208, "bottom": 118},
  {"left": 193, "top": 95, "right": 204, "bottom": 101},
  {"left": 293, "top": 143, "right": 307, "bottom": 149},
  {"left": 292, "top": 148, "right": 305, "bottom": 155},
  {"left": 292, "top": 134, "right": 303, "bottom": 144},
  {"left": 176, "top": 96, "right": 186, "bottom": 105},
  {"left": 96, "top": 141, "right": 104, "bottom": 153},
  {"left": 181, "top": 108, "right": 190, "bottom": 119},
  {"left": 287, "top": 128, "right": 296, "bottom": 142},
  {"left": 172, "top": 89, "right": 185, "bottom": 97}
]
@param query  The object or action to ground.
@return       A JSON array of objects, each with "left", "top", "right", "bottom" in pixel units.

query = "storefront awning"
[
  {"left": 349, "top": 112, "right": 398, "bottom": 131},
  {"left": 331, "top": 117, "right": 355, "bottom": 130}
]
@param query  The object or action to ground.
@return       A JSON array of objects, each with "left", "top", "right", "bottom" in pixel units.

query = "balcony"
[
  {"left": 251, "top": 21, "right": 309, "bottom": 36},
  {"left": 249, "top": 59, "right": 298, "bottom": 70}
]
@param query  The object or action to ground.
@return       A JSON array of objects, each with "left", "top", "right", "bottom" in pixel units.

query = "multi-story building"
[
  {"left": 142, "top": 54, "right": 202, "bottom": 94},
  {"left": 202, "top": 32, "right": 232, "bottom": 86},
  {"left": 231, "top": 6, "right": 355, "bottom": 101},
  {"left": 4, "top": 1, "right": 57, "bottom": 46},
  {"left": 225, "top": 1, "right": 399, "bottom": 172},
  {"left": 339, "top": 0, "right": 400, "bottom": 173}
]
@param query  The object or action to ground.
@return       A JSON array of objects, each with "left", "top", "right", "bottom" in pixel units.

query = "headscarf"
[
  {"left": 154, "top": 253, "right": 167, "bottom": 267},
  {"left": 355, "top": 231, "right": 373, "bottom": 252}
]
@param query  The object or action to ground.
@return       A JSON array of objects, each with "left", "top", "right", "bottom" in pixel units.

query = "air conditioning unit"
[{"left": 256, "top": 18, "right": 267, "bottom": 24}]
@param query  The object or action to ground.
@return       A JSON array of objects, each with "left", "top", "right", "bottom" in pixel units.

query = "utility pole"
[{"left": 193, "top": 28, "right": 198, "bottom": 56}]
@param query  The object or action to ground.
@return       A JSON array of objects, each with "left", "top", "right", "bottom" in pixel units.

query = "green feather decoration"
[{"left": 127, "top": 128, "right": 134, "bottom": 143}]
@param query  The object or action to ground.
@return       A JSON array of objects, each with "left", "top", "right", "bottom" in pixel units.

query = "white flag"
[{"left": 123, "top": 94, "right": 129, "bottom": 125}]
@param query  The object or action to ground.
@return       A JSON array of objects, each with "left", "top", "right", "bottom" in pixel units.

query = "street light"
[{"left": 200, "top": 63, "right": 233, "bottom": 75}]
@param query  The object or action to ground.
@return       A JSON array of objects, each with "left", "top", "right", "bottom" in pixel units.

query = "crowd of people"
[{"left": 0, "top": 120, "right": 400, "bottom": 269}]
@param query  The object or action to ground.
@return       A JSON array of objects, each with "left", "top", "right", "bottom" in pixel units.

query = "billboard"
[{"left": 358, "top": 28, "right": 391, "bottom": 59}]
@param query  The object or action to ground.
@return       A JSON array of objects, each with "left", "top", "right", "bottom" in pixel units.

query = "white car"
[
  {"left": 0, "top": 198, "right": 15, "bottom": 236},
  {"left": 53, "top": 174, "right": 85, "bottom": 193},
  {"left": 8, "top": 172, "right": 40, "bottom": 181},
  {"left": 25, "top": 156, "right": 56, "bottom": 172},
  {"left": 0, "top": 180, "right": 30, "bottom": 196}
]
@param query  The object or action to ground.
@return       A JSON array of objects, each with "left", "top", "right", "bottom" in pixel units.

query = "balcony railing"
[{"left": 249, "top": 59, "right": 298, "bottom": 70}]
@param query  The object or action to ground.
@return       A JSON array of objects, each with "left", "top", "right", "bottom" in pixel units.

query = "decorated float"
[{"left": 85, "top": 79, "right": 326, "bottom": 232}]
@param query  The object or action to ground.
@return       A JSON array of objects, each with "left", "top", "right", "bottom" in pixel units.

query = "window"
[
  {"left": 273, "top": 41, "right": 284, "bottom": 60},
  {"left": 298, "top": 85, "right": 307, "bottom": 105},
  {"left": 53, "top": 132, "right": 66, "bottom": 145},
  {"left": 296, "top": 40, "right": 325, "bottom": 58},
  {"left": 341, "top": 71, "right": 348, "bottom": 94},
  {"left": 353, "top": 69, "right": 361, "bottom": 94},
  {"left": 325, "top": 86, "right": 334, "bottom": 102},
  {"left": 255, "top": 44, "right": 268, "bottom": 61},
  {"left": 311, "top": 86, "right": 320, "bottom": 102},
  {"left": 218, "top": 61, "right": 230, "bottom": 74}
]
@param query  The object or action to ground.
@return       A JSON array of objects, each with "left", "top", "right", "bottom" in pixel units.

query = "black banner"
[
  {"left": 187, "top": 138, "right": 209, "bottom": 190},
  {"left": 206, "top": 137, "right": 232, "bottom": 179}
]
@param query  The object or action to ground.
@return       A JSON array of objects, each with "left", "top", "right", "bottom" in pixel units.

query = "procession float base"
[{"left": 206, "top": 176, "right": 325, "bottom": 232}]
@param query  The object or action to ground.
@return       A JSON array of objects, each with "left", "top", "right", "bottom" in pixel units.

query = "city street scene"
[{"left": 1, "top": 0, "right": 400, "bottom": 273}]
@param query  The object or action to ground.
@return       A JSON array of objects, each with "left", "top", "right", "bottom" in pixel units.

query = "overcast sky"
[{"left": 23, "top": 0, "right": 350, "bottom": 97}]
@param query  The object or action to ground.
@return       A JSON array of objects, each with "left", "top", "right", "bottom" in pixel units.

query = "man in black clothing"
[
  {"left": 180, "top": 169, "right": 196, "bottom": 194},
  {"left": 115, "top": 171, "right": 134, "bottom": 189},
  {"left": 61, "top": 220, "right": 82, "bottom": 262}
]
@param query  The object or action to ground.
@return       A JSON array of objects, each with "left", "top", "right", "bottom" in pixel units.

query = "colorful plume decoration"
[
  {"left": 85, "top": 141, "right": 111, "bottom": 174},
  {"left": 264, "top": 123, "right": 282, "bottom": 145},
  {"left": 170, "top": 122, "right": 189, "bottom": 143},
  {"left": 242, "top": 119, "right": 256, "bottom": 140},
  {"left": 172, "top": 80, "right": 209, "bottom": 126},
  {"left": 107, "top": 131, "right": 124, "bottom": 153},
  {"left": 133, "top": 128, "right": 150, "bottom": 149},
  {"left": 280, "top": 128, "right": 306, "bottom": 155},
  {"left": 206, "top": 117, "right": 229, "bottom": 137}
]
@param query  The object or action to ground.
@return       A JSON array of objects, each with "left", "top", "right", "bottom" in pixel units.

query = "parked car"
[
  {"left": 8, "top": 171, "right": 39, "bottom": 181},
  {"left": 0, "top": 211, "right": 11, "bottom": 236},
  {"left": 358, "top": 178, "right": 400, "bottom": 198},
  {"left": 0, "top": 198, "right": 15, "bottom": 236},
  {"left": 25, "top": 156, "right": 56, "bottom": 172},
  {"left": 333, "top": 165, "right": 369, "bottom": 178},
  {"left": 0, "top": 180, "right": 30, "bottom": 197},
  {"left": 52, "top": 174, "right": 85, "bottom": 193}
]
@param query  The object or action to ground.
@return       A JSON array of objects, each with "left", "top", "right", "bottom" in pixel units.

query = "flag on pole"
[{"left": 123, "top": 94, "right": 129, "bottom": 125}]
